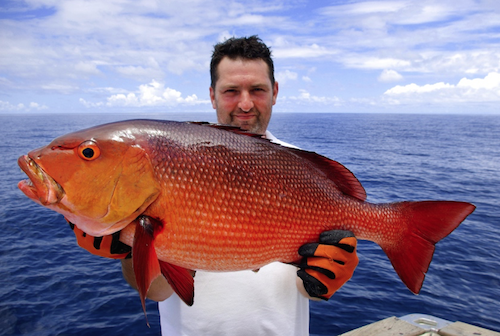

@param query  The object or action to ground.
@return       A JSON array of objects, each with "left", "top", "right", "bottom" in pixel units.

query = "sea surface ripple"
[{"left": 1, "top": 113, "right": 498, "bottom": 335}]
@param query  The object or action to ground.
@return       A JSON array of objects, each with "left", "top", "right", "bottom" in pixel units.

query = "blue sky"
[{"left": 1, "top": 0, "right": 500, "bottom": 114}]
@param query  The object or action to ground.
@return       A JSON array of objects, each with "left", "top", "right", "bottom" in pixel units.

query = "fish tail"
[{"left": 381, "top": 201, "right": 475, "bottom": 294}]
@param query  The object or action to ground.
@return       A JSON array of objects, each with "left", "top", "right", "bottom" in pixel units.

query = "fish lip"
[{"left": 17, "top": 155, "right": 64, "bottom": 205}]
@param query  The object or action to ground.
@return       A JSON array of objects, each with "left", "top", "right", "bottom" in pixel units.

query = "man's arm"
[
  {"left": 121, "top": 258, "right": 175, "bottom": 302},
  {"left": 69, "top": 219, "right": 175, "bottom": 302}
]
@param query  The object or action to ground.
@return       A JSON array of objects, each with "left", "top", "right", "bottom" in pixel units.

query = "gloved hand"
[
  {"left": 297, "top": 230, "right": 358, "bottom": 300},
  {"left": 67, "top": 219, "right": 132, "bottom": 259}
]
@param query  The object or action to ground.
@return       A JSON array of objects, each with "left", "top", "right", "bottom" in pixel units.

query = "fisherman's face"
[{"left": 210, "top": 57, "right": 279, "bottom": 135}]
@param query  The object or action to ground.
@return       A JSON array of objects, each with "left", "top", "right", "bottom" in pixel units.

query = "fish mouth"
[{"left": 17, "top": 155, "right": 64, "bottom": 205}]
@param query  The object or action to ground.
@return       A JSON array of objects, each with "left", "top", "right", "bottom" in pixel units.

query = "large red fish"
[{"left": 18, "top": 119, "right": 475, "bottom": 313}]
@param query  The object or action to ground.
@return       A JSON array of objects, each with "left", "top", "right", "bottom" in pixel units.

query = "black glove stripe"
[
  {"left": 110, "top": 231, "right": 132, "bottom": 255},
  {"left": 298, "top": 243, "right": 319, "bottom": 257},
  {"left": 302, "top": 265, "right": 336, "bottom": 279},
  {"left": 297, "top": 269, "right": 328, "bottom": 299},
  {"left": 93, "top": 236, "right": 103, "bottom": 250}
]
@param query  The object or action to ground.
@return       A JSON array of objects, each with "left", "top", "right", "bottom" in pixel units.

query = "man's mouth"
[{"left": 234, "top": 114, "right": 256, "bottom": 121}]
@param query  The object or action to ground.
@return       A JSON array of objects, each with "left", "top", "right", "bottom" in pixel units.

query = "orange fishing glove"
[
  {"left": 297, "top": 230, "right": 358, "bottom": 300},
  {"left": 67, "top": 219, "right": 131, "bottom": 259}
]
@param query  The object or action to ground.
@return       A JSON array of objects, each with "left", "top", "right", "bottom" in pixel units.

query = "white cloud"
[
  {"left": 2, "top": 0, "right": 500, "bottom": 113},
  {"left": 457, "top": 72, "right": 500, "bottom": 90},
  {"left": 81, "top": 80, "right": 210, "bottom": 108},
  {"left": 28, "top": 102, "right": 49, "bottom": 110},
  {"left": 383, "top": 72, "right": 500, "bottom": 104},
  {"left": 276, "top": 70, "right": 298, "bottom": 84},
  {"left": 79, "top": 98, "right": 104, "bottom": 108},
  {"left": 0, "top": 101, "right": 24, "bottom": 111},
  {"left": 0, "top": 100, "right": 48, "bottom": 111},
  {"left": 115, "top": 65, "right": 161, "bottom": 80},
  {"left": 86, "top": 87, "right": 130, "bottom": 94},
  {"left": 324, "top": 1, "right": 407, "bottom": 15},
  {"left": 342, "top": 56, "right": 412, "bottom": 70},
  {"left": 385, "top": 82, "right": 454, "bottom": 95},
  {"left": 40, "top": 83, "right": 80, "bottom": 94},
  {"left": 273, "top": 43, "right": 338, "bottom": 59},
  {"left": 378, "top": 69, "right": 403, "bottom": 82},
  {"left": 287, "top": 89, "right": 342, "bottom": 106},
  {"left": 74, "top": 61, "right": 101, "bottom": 75}
]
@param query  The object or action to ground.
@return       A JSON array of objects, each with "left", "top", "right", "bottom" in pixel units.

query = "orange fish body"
[{"left": 18, "top": 119, "right": 475, "bottom": 310}]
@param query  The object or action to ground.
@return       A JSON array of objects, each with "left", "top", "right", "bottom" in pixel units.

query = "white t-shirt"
[
  {"left": 265, "top": 130, "right": 300, "bottom": 149},
  {"left": 159, "top": 263, "right": 309, "bottom": 336},
  {"left": 159, "top": 131, "right": 309, "bottom": 336}
]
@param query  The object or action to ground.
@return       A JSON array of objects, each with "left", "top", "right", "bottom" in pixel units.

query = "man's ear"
[
  {"left": 272, "top": 81, "right": 279, "bottom": 105},
  {"left": 209, "top": 86, "right": 217, "bottom": 109}
]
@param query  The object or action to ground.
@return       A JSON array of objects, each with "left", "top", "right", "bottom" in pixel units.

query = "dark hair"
[{"left": 210, "top": 35, "right": 275, "bottom": 89}]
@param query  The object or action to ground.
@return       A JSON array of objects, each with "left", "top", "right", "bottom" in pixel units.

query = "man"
[{"left": 72, "top": 36, "right": 358, "bottom": 336}]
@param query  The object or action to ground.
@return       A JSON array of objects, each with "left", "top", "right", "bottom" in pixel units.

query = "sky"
[{"left": 1, "top": 0, "right": 500, "bottom": 114}]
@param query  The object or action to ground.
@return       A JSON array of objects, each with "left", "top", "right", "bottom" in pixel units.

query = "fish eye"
[{"left": 78, "top": 141, "right": 101, "bottom": 161}]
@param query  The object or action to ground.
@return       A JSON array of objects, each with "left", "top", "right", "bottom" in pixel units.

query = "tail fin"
[{"left": 381, "top": 201, "right": 475, "bottom": 294}]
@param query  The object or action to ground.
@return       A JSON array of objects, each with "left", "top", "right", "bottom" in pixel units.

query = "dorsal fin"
[{"left": 289, "top": 148, "right": 367, "bottom": 201}]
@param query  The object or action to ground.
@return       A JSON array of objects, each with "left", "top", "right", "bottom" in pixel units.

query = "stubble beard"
[{"left": 230, "top": 111, "right": 264, "bottom": 135}]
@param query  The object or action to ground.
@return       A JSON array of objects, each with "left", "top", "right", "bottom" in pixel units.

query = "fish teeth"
[{"left": 27, "top": 157, "right": 44, "bottom": 181}]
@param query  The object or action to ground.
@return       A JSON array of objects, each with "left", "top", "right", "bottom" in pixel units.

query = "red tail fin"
[{"left": 381, "top": 201, "right": 475, "bottom": 294}]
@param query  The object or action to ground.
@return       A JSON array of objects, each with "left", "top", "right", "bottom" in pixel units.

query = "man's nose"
[{"left": 238, "top": 91, "right": 254, "bottom": 112}]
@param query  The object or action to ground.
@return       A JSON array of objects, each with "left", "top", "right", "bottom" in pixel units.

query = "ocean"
[{"left": 0, "top": 112, "right": 499, "bottom": 335}]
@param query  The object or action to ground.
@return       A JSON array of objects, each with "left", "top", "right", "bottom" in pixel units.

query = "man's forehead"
[{"left": 216, "top": 58, "right": 271, "bottom": 83}]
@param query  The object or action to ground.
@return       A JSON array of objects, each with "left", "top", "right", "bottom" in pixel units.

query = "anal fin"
[{"left": 159, "top": 261, "right": 195, "bottom": 306}]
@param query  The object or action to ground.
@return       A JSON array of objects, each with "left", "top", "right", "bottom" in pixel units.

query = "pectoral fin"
[{"left": 132, "top": 215, "right": 164, "bottom": 326}]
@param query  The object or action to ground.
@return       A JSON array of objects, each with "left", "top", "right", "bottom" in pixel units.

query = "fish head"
[{"left": 18, "top": 122, "right": 161, "bottom": 236}]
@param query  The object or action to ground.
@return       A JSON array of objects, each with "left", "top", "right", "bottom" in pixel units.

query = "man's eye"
[{"left": 223, "top": 89, "right": 238, "bottom": 96}]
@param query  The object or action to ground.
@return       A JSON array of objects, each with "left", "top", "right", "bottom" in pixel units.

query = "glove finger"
[
  {"left": 68, "top": 219, "right": 131, "bottom": 259},
  {"left": 301, "top": 244, "right": 354, "bottom": 265},
  {"left": 299, "top": 231, "right": 356, "bottom": 257},
  {"left": 297, "top": 269, "right": 328, "bottom": 299},
  {"left": 319, "top": 229, "right": 355, "bottom": 243},
  {"left": 319, "top": 230, "right": 357, "bottom": 252},
  {"left": 100, "top": 232, "right": 132, "bottom": 259},
  {"left": 301, "top": 256, "right": 337, "bottom": 279},
  {"left": 298, "top": 268, "right": 343, "bottom": 300},
  {"left": 305, "top": 257, "right": 356, "bottom": 280},
  {"left": 303, "top": 256, "right": 343, "bottom": 276},
  {"left": 298, "top": 242, "right": 320, "bottom": 258},
  {"left": 302, "top": 264, "right": 355, "bottom": 300},
  {"left": 70, "top": 222, "right": 97, "bottom": 252}
]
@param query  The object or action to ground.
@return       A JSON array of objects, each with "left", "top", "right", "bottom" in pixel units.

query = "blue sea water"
[{"left": 0, "top": 112, "right": 499, "bottom": 335}]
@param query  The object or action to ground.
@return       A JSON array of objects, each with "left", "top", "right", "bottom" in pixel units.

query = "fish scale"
[
  {"left": 18, "top": 119, "right": 475, "bottom": 310},
  {"left": 144, "top": 124, "right": 343, "bottom": 269}
]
